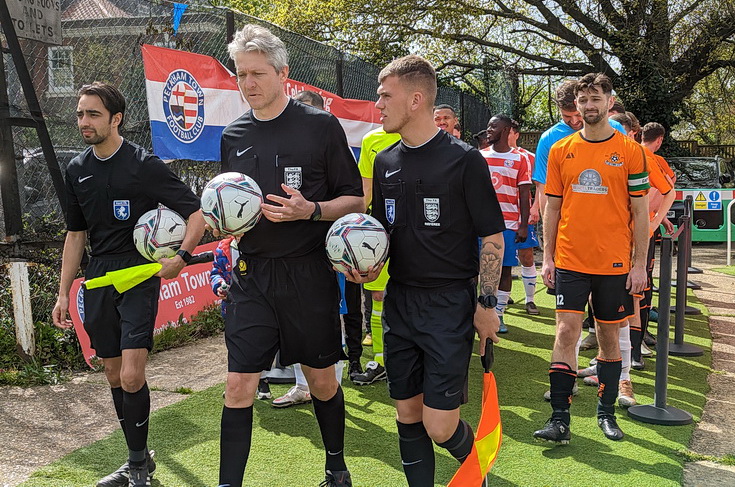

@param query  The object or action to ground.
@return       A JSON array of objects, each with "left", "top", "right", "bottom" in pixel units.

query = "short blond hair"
[{"left": 379, "top": 55, "right": 437, "bottom": 105}]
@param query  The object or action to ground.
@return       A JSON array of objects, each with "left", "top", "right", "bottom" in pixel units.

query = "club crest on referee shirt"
[
  {"left": 424, "top": 197, "right": 440, "bottom": 225},
  {"left": 113, "top": 200, "right": 130, "bottom": 220},
  {"left": 284, "top": 167, "right": 302, "bottom": 189},
  {"left": 386, "top": 198, "right": 396, "bottom": 224},
  {"left": 572, "top": 169, "right": 608, "bottom": 195}
]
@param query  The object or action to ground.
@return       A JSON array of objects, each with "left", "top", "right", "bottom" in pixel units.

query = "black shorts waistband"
[
  {"left": 389, "top": 278, "right": 476, "bottom": 293},
  {"left": 240, "top": 250, "right": 328, "bottom": 264},
  {"left": 90, "top": 251, "right": 144, "bottom": 261}
]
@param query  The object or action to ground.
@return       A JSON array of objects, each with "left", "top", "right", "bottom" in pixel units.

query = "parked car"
[{"left": 667, "top": 156, "right": 735, "bottom": 242}]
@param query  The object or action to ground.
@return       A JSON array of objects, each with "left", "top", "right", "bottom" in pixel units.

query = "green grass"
[
  {"left": 712, "top": 266, "right": 735, "bottom": 276},
  {"left": 22, "top": 281, "right": 712, "bottom": 487}
]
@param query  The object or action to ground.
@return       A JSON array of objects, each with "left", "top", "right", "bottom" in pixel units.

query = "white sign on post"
[{"left": 6, "top": 0, "right": 62, "bottom": 45}]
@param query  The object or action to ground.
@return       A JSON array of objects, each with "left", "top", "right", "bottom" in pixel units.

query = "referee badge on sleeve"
[
  {"left": 113, "top": 200, "right": 130, "bottom": 220},
  {"left": 386, "top": 199, "right": 396, "bottom": 224}
]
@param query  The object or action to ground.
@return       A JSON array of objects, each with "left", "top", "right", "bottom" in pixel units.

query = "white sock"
[
  {"left": 521, "top": 265, "right": 537, "bottom": 303},
  {"left": 294, "top": 363, "right": 308, "bottom": 388},
  {"left": 496, "top": 290, "right": 511, "bottom": 316},
  {"left": 334, "top": 360, "right": 345, "bottom": 385},
  {"left": 619, "top": 324, "right": 631, "bottom": 381}
]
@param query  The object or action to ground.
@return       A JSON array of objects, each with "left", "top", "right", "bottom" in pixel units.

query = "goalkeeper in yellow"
[{"left": 352, "top": 127, "right": 400, "bottom": 384}]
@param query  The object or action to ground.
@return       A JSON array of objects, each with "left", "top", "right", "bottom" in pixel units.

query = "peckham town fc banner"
[{"left": 141, "top": 44, "right": 382, "bottom": 161}]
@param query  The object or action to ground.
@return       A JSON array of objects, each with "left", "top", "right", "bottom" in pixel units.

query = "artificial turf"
[
  {"left": 23, "top": 282, "right": 711, "bottom": 487},
  {"left": 711, "top": 266, "right": 735, "bottom": 276}
]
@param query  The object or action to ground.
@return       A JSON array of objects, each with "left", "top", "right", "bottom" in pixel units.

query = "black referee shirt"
[
  {"left": 220, "top": 99, "right": 363, "bottom": 258},
  {"left": 372, "top": 130, "right": 505, "bottom": 288},
  {"left": 65, "top": 139, "right": 201, "bottom": 256}
]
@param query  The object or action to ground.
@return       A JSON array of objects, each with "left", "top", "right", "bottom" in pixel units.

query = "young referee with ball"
[
  {"left": 345, "top": 56, "right": 505, "bottom": 486},
  {"left": 216, "top": 25, "right": 363, "bottom": 487},
  {"left": 52, "top": 82, "right": 205, "bottom": 487}
]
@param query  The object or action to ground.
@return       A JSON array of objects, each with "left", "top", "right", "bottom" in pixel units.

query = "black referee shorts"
[
  {"left": 555, "top": 268, "right": 633, "bottom": 324},
  {"left": 83, "top": 252, "right": 160, "bottom": 359},
  {"left": 383, "top": 280, "right": 476, "bottom": 411},
  {"left": 225, "top": 251, "right": 343, "bottom": 373}
]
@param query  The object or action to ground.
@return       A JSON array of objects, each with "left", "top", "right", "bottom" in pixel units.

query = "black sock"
[
  {"left": 123, "top": 382, "right": 150, "bottom": 464},
  {"left": 312, "top": 385, "right": 347, "bottom": 472},
  {"left": 630, "top": 326, "right": 643, "bottom": 362},
  {"left": 111, "top": 387, "right": 127, "bottom": 440},
  {"left": 219, "top": 406, "right": 253, "bottom": 486},
  {"left": 640, "top": 298, "right": 651, "bottom": 337},
  {"left": 587, "top": 305, "right": 595, "bottom": 330},
  {"left": 436, "top": 419, "right": 474, "bottom": 464},
  {"left": 596, "top": 357, "right": 622, "bottom": 417},
  {"left": 397, "top": 421, "right": 435, "bottom": 486},
  {"left": 549, "top": 362, "right": 575, "bottom": 424}
]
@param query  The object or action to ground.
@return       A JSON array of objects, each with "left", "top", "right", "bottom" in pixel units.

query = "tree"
[{"left": 263, "top": 0, "right": 735, "bottom": 135}]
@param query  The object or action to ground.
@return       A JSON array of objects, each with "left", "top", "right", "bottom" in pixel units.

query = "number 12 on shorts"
[{"left": 556, "top": 294, "right": 565, "bottom": 306}]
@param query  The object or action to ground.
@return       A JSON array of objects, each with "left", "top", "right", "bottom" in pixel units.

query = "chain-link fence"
[
  {"left": 0, "top": 0, "right": 495, "bottom": 369},
  {"left": 2, "top": 0, "right": 494, "bottom": 243}
]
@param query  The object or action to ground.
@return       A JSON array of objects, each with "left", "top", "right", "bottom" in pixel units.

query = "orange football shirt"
[{"left": 546, "top": 131, "right": 649, "bottom": 275}]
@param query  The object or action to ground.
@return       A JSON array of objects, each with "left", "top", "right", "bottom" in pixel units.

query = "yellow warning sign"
[
  {"left": 694, "top": 201, "right": 707, "bottom": 210},
  {"left": 695, "top": 192, "right": 706, "bottom": 201}
]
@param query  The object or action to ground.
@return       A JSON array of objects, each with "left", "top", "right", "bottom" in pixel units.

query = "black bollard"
[
  {"left": 670, "top": 197, "right": 702, "bottom": 315},
  {"left": 669, "top": 212, "right": 704, "bottom": 356},
  {"left": 628, "top": 236, "right": 693, "bottom": 425}
]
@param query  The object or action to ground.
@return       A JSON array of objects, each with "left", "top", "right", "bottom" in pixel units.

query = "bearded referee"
[
  {"left": 53, "top": 82, "right": 205, "bottom": 486},
  {"left": 346, "top": 55, "right": 505, "bottom": 486},
  {"left": 217, "top": 25, "right": 363, "bottom": 487}
]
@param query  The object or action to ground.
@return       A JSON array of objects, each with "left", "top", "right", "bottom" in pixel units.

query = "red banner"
[{"left": 69, "top": 242, "right": 220, "bottom": 367}]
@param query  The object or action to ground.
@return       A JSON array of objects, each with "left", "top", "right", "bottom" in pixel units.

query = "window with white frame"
[{"left": 48, "top": 46, "right": 74, "bottom": 93}]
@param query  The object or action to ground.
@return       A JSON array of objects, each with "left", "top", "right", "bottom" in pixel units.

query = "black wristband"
[
  {"left": 176, "top": 249, "right": 192, "bottom": 263},
  {"left": 310, "top": 201, "right": 322, "bottom": 221}
]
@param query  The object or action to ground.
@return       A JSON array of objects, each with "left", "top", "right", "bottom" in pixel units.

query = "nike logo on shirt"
[
  {"left": 78, "top": 175, "right": 93, "bottom": 183},
  {"left": 236, "top": 147, "right": 253, "bottom": 156},
  {"left": 385, "top": 169, "right": 401, "bottom": 178}
]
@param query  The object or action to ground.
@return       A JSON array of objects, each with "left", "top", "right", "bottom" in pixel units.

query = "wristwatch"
[
  {"left": 477, "top": 294, "right": 498, "bottom": 309},
  {"left": 176, "top": 249, "right": 193, "bottom": 264},
  {"left": 310, "top": 201, "right": 322, "bottom": 221}
]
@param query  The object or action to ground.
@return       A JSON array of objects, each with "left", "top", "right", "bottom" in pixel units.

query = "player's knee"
[
  {"left": 424, "top": 419, "right": 455, "bottom": 444},
  {"left": 120, "top": 373, "right": 145, "bottom": 393},
  {"left": 556, "top": 322, "right": 579, "bottom": 345},
  {"left": 308, "top": 375, "right": 338, "bottom": 400},
  {"left": 225, "top": 373, "right": 258, "bottom": 405}
]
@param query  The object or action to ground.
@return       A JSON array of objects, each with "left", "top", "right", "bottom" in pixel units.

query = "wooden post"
[{"left": 8, "top": 261, "right": 35, "bottom": 359}]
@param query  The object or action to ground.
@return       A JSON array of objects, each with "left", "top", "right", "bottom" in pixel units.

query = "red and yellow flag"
[{"left": 448, "top": 344, "right": 502, "bottom": 486}]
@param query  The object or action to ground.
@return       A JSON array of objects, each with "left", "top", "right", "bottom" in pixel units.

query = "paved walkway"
[{"left": 1, "top": 244, "right": 733, "bottom": 487}]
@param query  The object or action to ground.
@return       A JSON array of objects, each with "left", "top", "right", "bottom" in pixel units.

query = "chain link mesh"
[{"left": 0, "top": 1, "right": 495, "bottom": 364}]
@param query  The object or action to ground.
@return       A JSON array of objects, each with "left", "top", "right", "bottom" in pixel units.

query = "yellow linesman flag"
[
  {"left": 448, "top": 341, "right": 502, "bottom": 486},
  {"left": 82, "top": 263, "right": 163, "bottom": 293}
]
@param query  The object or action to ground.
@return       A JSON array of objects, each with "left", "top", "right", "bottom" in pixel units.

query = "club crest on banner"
[
  {"left": 284, "top": 167, "right": 303, "bottom": 189},
  {"left": 162, "top": 69, "right": 205, "bottom": 143},
  {"left": 424, "top": 197, "right": 440, "bottom": 224},
  {"left": 385, "top": 198, "right": 396, "bottom": 225},
  {"left": 113, "top": 200, "right": 130, "bottom": 220}
]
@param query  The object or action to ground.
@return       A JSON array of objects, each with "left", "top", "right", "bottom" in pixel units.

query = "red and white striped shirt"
[{"left": 480, "top": 147, "right": 532, "bottom": 230}]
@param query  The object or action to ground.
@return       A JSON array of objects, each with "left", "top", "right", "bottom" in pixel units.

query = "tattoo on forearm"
[{"left": 480, "top": 240, "right": 502, "bottom": 295}]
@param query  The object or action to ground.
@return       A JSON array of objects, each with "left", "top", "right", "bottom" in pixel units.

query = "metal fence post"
[
  {"left": 0, "top": 50, "right": 22, "bottom": 238},
  {"left": 628, "top": 236, "right": 692, "bottom": 425},
  {"left": 8, "top": 260, "right": 35, "bottom": 360},
  {"left": 670, "top": 209, "right": 704, "bottom": 357}
]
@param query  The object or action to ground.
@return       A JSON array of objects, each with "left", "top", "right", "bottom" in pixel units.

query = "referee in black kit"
[
  {"left": 52, "top": 82, "right": 205, "bottom": 487},
  {"left": 346, "top": 56, "right": 505, "bottom": 486},
  {"left": 217, "top": 25, "right": 363, "bottom": 487}
]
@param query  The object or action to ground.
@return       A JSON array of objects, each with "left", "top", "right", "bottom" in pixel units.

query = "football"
[
  {"left": 325, "top": 213, "right": 389, "bottom": 276},
  {"left": 133, "top": 207, "right": 187, "bottom": 262},
  {"left": 201, "top": 172, "right": 263, "bottom": 235}
]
